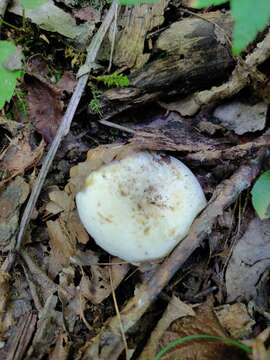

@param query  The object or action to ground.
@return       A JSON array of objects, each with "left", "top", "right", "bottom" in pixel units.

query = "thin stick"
[
  {"left": 1, "top": 1, "right": 118, "bottom": 273},
  {"left": 80, "top": 154, "right": 264, "bottom": 359},
  {"left": 109, "top": 265, "right": 129, "bottom": 360},
  {"left": 99, "top": 119, "right": 137, "bottom": 134}
]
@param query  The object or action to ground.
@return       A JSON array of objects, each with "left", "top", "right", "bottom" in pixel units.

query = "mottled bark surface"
[{"left": 103, "top": 11, "right": 234, "bottom": 107}]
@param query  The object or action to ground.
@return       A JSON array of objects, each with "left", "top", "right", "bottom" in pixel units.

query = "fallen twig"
[
  {"left": 187, "top": 130, "right": 270, "bottom": 163},
  {"left": 1, "top": 311, "right": 37, "bottom": 360},
  {"left": 99, "top": 119, "right": 136, "bottom": 134},
  {"left": 1, "top": 1, "right": 118, "bottom": 273},
  {"left": 79, "top": 152, "right": 265, "bottom": 359}
]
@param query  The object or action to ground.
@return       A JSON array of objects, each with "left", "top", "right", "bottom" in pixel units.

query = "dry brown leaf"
[
  {"left": 49, "top": 333, "right": 70, "bottom": 360},
  {"left": 154, "top": 302, "right": 248, "bottom": 360},
  {"left": 46, "top": 202, "right": 89, "bottom": 276},
  {"left": 58, "top": 266, "right": 84, "bottom": 329},
  {"left": 72, "top": 6, "right": 100, "bottom": 22},
  {"left": 80, "top": 258, "right": 129, "bottom": 304},
  {"left": 58, "top": 265, "right": 104, "bottom": 332},
  {"left": 0, "top": 116, "right": 23, "bottom": 136},
  {"left": 67, "top": 211, "right": 89, "bottom": 245},
  {"left": 46, "top": 189, "right": 74, "bottom": 215},
  {"left": 245, "top": 327, "right": 270, "bottom": 360},
  {"left": 26, "top": 77, "right": 64, "bottom": 143},
  {"left": 140, "top": 296, "right": 195, "bottom": 359},
  {"left": 68, "top": 143, "right": 136, "bottom": 193},
  {"left": 21, "top": 249, "right": 57, "bottom": 310},
  {"left": 47, "top": 217, "right": 77, "bottom": 277},
  {"left": 70, "top": 249, "right": 99, "bottom": 267},
  {"left": 215, "top": 303, "right": 255, "bottom": 338},
  {"left": 0, "top": 129, "right": 44, "bottom": 187},
  {"left": 27, "top": 55, "right": 50, "bottom": 77},
  {"left": 26, "top": 295, "right": 63, "bottom": 359},
  {"left": 0, "top": 177, "right": 29, "bottom": 250},
  {"left": 0, "top": 271, "right": 12, "bottom": 339},
  {"left": 225, "top": 217, "right": 270, "bottom": 304},
  {"left": 0, "top": 311, "right": 37, "bottom": 360},
  {"left": 25, "top": 55, "right": 64, "bottom": 143},
  {"left": 56, "top": 71, "right": 77, "bottom": 94}
]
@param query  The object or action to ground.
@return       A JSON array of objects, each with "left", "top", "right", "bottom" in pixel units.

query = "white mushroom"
[{"left": 76, "top": 151, "right": 206, "bottom": 263}]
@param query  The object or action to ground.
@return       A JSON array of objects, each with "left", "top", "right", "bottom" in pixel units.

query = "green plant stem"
[
  {"left": 153, "top": 334, "right": 252, "bottom": 360},
  {"left": 0, "top": 18, "right": 22, "bottom": 32}
]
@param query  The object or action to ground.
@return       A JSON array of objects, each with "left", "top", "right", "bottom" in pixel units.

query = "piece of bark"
[
  {"left": 187, "top": 129, "right": 270, "bottom": 164},
  {"left": 78, "top": 153, "right": 264, "bottom": 360},
  {"left": 99, "top": 0, "right": 168, "bottom": 69},
  {"left": 102, "top": 11, "right": 234, "bottom": 107},
  {"left": 176, "top": 28, "right": 270, "bottom": 116}
]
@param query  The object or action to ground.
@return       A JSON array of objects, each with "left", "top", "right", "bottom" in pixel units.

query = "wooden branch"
[
  {"left": 100, "top": 11, "right": 234, "bottom": 109},
  {"left": 79, "top": 153, "right": 264, "bottom": 359},
  {"left": 187, "top": 130, "right": 270, "bottom": 163},
  {"left": 1, "top": 1, "right": 118, "bottom": 273}
]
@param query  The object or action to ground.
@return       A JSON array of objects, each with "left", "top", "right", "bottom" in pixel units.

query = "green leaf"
[
  {"left": 118, "top": 0, "right": 158, "bottom": 5},
  {"left": 20, "top": 0, "right": 47, "bottom": 10},
  {"left": 251, "top": 170, "right": 270, "bottom": 219},
  {"left": 0, "top": 41, "right": 23, "bottom": 110},
  {"left": 193, "top": 0, "right": 228, "bottom": 8},
  {"left": 231, "top": 0, "right": 270, "bottom": 54}
]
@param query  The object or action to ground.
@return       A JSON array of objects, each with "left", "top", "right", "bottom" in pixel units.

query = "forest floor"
[{"left": 0, "top": 1, "right": 270, "bottom": 359}]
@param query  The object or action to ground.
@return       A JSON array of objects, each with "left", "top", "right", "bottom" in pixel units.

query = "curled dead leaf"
[
  {"left": 0, "top": 129, "right": 44, "bottom": 188},
  {"left": 140, "top": 296, "right": 195, "bottom": 359},
  {"left": 49, "top": 333, "right": 70, "bottom": 360},
  {"left": 147, "top": 302, "right": 248, "bottom": 360},
  {"left": 79, "top": 258, "right": 129, "bottom": 305},
  {"left": 47, "top": 217, "right": 77, "bottom": 277},
  {"left": 68, "top": 143, "right": 137, "bottom": 193},
  {"left": 26, "top": 77, "right": 64, "bottom": 143},
  {"left": 46, "top": 189, "right": 74, "bottom": 216},
  {"left": 0, "top": 271, "right": 12, "bottom": 338},
  {"left": 0, "top": 177, "right": 29, "bottom": 250},
  {"left": 215, "top": 303, "right": 255, "bottom": 338}
]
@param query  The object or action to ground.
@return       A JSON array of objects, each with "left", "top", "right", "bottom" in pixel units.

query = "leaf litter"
[{"left": 0, "top": 1, "right": 270, "bottom": 359}]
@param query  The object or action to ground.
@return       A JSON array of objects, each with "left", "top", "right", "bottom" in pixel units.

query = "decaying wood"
[
  {"left": 101, "top": 11, "right": 234, "bottom": 108},
  {"left": 99, "top": 116, "right": 270, "bottom": 165},
  {"left": 79, "top": 152, "right": 265, "bottom": 359},
  {"left": 177, "top": 28, "right": 270, "bottom": 116},
  {"left": 0, "top": 1, "right": 118, "bottom": 273},
  {"left": 100, "top": 0, "right": 169, "bottom": 69}
]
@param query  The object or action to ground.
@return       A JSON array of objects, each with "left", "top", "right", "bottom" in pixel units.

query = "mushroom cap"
[{"left": 76, "top": 151, "right": 206, "bottom": 263}]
